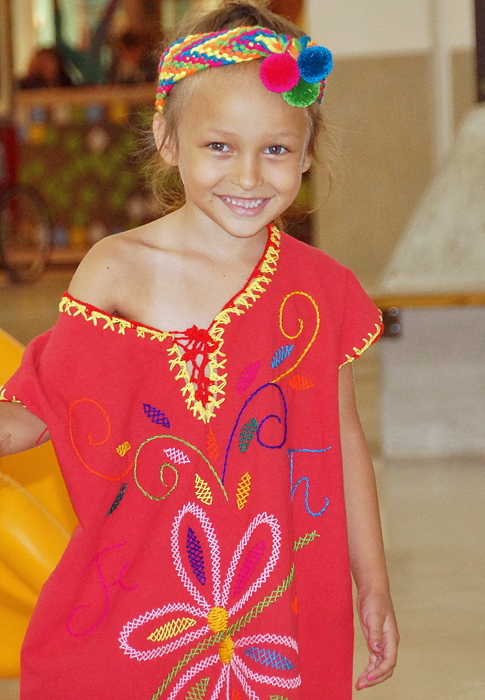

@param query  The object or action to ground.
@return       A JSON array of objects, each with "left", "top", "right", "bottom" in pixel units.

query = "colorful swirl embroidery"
[{"left": 273, "top": 291, "right": 320, "bottom": 383}]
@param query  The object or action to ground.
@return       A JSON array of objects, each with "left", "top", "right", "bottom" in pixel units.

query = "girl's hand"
[{"left": 355, "top": 589, "right": 399, "bottom": 690}]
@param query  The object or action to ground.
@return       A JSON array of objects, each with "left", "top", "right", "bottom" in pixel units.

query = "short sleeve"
[
  {"left": 0, "top": 329, "right": 52, "bottom": 423},
  {"left": 339, "top": 269, "right": 383, "bottom": 368}
]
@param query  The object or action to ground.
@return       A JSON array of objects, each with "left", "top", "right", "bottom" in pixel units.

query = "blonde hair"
[{"left": 146, "top": 0, "right": 332, "bottom": 216}]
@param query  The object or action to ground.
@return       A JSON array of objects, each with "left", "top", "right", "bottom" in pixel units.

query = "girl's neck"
[{"left": 168, "top": 204, "right": 270, "bottom": 265}]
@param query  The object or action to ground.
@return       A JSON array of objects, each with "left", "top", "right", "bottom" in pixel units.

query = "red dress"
[{"left": 2, "top": 225, "right": 382, "bottom": 700}]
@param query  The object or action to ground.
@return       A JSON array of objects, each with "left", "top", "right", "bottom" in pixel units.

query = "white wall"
[
  {"left": 308, "top": 0, "right": 475, "bottom": 56},
  {"left": 381, "top": 308, "right": 485, "bottom": 458}
]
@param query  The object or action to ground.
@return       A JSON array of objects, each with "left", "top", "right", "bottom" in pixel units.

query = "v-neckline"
[{"left": 60, "top": 224, "right": 282, "bottom": 423}]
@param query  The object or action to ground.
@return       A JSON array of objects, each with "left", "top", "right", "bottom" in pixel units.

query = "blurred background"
[{"left": 0, "top": 0, "right": 484, "bottom": 698}]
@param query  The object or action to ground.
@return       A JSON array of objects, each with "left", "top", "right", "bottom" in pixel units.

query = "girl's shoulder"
[{"left": 67, "top": 220, "right": 165, "bottom": 314}]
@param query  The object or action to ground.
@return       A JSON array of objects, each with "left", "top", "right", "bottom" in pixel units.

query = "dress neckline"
[
  {"left": 62, "top": 223, "right": 281, "bottom": 338},
  {"left": 60, "top": 225, "right": 282, "bottom": 423}
]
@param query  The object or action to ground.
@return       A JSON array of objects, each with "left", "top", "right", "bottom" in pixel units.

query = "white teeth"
[{"left": 222, "top": 197, "right": 265, "bottom": 209}]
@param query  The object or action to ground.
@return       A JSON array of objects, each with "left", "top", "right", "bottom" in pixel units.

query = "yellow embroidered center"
[
  {"left": 207, "top": 606, "right": 233, "bottom": 664},
  {"left": 207, "top": 606, "right": 228, "bottom": 633},
  {"left": 218, "top": 636, "right": 234, "bottom": 664}
]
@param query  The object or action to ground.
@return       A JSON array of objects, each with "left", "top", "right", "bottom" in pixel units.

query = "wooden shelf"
[{"left": 372, "top": 291, "right": 485, "bottom": 309}]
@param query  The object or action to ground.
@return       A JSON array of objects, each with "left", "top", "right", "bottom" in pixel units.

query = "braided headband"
[{"left": 156, "top": 25, "right": 332, "bottom": 112}]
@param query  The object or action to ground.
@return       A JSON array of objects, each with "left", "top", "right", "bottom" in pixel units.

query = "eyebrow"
[{"left": 203, "top": 129, "right": 302, "bottom": 140}]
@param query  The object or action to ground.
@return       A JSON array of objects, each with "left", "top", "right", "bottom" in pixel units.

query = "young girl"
[{"left": 0, "top": 2, "right": 399, "bottom": 698}]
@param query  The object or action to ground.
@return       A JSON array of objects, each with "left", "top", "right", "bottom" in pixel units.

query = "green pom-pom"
[{"left": 282, "top": 78, "right": 320, "bottom": 108}]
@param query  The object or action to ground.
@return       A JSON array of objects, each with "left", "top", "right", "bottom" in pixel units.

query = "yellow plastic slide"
[{"left": 0, "top": 328, "right": 77, "bottom": 677}]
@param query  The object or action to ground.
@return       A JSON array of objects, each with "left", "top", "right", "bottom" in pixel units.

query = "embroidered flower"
[{"left": 119, "top": 503, "right": 299, "bottom": 699}]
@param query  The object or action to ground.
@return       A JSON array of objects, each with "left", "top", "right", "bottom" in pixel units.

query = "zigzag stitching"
[
  {"left": 171, "top": 503, "right": 221, "bottom": 611},
  {"left": 339, "top": 318, "right": 383, "bottom": 368},
  {"left": 243, "top": 646, "right": 294, "bottom": 670},
  {"left": 148, "top": 616, "right": 196, "bottom": 642},
  {"left": 236, "top": 472, "right": 251, "bottom": 510},
  {"left": 165, "top": 447, "right": 190, "bottom": 464},
  {"left": 293, "top": 530, "right": 320, "bottom": 552},
  {"left": 232, "top": 541, "right": 265, "bottom": 597},
  {"left": 118, "top": 602, "right": 208, "bottom": 661}
]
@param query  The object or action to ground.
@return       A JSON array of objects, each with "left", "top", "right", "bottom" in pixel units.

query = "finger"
[
  {"left": 355, "top": 657, "right": 379, "bottom": 689},
  {"left": 356, "top": 662, "right": 395, "bottom": 691},
  {"left": 366, "top": 669, "right": 394, "bottom": 687},
  {"left": 365, "top": 618, "right": 384, "bottom": 655}
]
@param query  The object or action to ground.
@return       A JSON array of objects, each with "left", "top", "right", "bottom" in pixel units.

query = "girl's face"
[{"left": 157, "top": 64, "right": 312, "bottom": 240}]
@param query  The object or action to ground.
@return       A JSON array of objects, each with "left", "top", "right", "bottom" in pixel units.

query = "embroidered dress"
[{"left": 1, "top": 226, "right": 382, "bottom": 700}]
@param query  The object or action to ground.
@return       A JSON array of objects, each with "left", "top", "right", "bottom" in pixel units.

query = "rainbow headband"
[{"left": 156, "top": 25, "right": 333, "bottom": 112}]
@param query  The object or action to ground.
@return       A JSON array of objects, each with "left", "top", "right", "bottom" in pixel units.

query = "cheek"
[{"left": 271, "top": 163, "right": 304, "bottom": 195}]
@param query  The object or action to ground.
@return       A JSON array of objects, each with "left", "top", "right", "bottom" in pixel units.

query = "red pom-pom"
[{"left": 260, "top": 53, "right": 300, "bottom": 93}]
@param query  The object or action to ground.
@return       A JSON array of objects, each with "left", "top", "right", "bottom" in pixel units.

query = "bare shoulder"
[
  {"left": 67, "top": 234, "right": 125, "bottom": 312},
  {"left": 67, "top": 218, "right": 169, "bottom": 313}
]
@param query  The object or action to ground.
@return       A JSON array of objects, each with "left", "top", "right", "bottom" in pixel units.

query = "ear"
[
  {"left": 152, "top": 112, "right": 177, "bottom": 166},
  {"left": 301, "top": 151, "right": 312, "bottom": 174}
]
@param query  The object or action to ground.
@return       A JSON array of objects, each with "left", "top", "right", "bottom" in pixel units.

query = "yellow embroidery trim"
[
  {"left": 0, "top": 386, "right": 24, "bottom": 405},
  {"left": 339, "top": 316, "right": 383, "bottom": 368},
  {"left": 167, "top": 225, "right": 281, "bottom": 423},
  {"left": 59, "top": 296, "right": 172, "bottom": 342}
]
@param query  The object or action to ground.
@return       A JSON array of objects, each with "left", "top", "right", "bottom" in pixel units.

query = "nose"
[{"left": 229, "top": 153, "right": 264, "bottom": 191}]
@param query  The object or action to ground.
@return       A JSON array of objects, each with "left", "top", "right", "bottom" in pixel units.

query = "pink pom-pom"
[{"left": 260, "top": 53, "right": 300, "bottom": 93}]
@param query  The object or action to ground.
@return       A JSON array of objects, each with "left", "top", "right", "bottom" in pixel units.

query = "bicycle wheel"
[{"left": 0, "top": 185, "right": 52, "bottom": 283}]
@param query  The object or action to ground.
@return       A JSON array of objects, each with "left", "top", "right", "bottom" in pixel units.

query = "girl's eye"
[
  {"left": 265, "top": 145, "right": 288, "bottom": 155},
  {"left": 208, "top": 142, "right": 229, "bottom": 152}
]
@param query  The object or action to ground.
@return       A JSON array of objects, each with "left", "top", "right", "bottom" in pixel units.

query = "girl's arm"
[
  {"left": 0, "top": 402, "right": 50, "bottom": 457},
  {"left": 339, "top": 362, "right": 399, "bottom": 690}
]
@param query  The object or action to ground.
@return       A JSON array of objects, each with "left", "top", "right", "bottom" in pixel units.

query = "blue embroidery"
[
  {"left": 223, "top": 382, "right": 288, "bottom": 484},
  {"left": 288, "top": 447, "right": 331, "bottom": 517},
  {"left": 243, "top": 646, "right": 294, "bottom": 670},
  {"left": 271, "top": 344, "right": 294, "bottom": 369}
]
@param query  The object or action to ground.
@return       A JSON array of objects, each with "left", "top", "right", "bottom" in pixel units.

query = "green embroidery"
[
  {"left": 185, "top": 677, "right": 210, "bottom": 699},
  {"left": 239, "top": 417, "right": 258, "bottom": 453},
  {"left": 293, "top": 530, "right": 320, "bottom": 552},
  {"left": 134, "top": 434, "right": 228, "bottom": 502}
]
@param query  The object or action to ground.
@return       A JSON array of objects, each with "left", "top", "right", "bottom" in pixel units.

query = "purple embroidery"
[
  {"left": 186, "top": 527, "right": 206, "bottom": 585},
  {"left": 143, "top": 403, "right": 170, "bottom": 427}
]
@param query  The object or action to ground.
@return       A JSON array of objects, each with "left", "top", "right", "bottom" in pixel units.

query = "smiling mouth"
[
  {"left": 220, "top": 196, "right": 267, "bottom": 209},
  {"left": 218, "top": 195, "right": 270, "bottom": 216}
]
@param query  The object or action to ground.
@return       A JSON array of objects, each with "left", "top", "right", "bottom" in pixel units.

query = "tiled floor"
[{"left": 1, "top": 270, "right": 484, "bottom": 699}]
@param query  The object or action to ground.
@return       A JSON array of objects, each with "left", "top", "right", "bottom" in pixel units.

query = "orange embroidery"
[
  {"left": 287, "top": 374, "right": 315, "bottom": 391},
  {"left": 69, "top": 398, "right": 133, "bottom": 481},
  {"left": 207, "top": 427, "right": 219, "bottom": 461}
]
